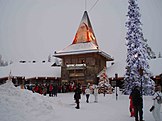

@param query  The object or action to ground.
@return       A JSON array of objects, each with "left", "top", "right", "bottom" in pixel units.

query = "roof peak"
[{"left": 72, "top": 11, "right": 98, "bottom": 47}]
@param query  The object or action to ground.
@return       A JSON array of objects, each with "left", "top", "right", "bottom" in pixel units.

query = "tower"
[{"left": 54, "top": 11, "right": 113, "bottom": 86}]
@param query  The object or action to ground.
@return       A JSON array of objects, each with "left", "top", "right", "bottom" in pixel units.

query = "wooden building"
[{"left": 54, "top": 11, "right": 113, "bottom": 86}]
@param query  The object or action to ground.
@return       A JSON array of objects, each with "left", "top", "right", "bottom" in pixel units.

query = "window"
[
  {"left": 71, "top": 58, "right": 76, "bottom": 64},
  {"left": 65, "top": 58, "right": 71, "bottom": 65},
  {"left": 79, "top": 58, "right": 85, "bottom": 64},
  {"left": 86, "top": 57, "right": 95, "bottom": 65}
]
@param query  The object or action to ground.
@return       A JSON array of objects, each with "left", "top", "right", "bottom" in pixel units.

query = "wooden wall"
[{"left": 61, "top": 53, "right": 107, "bottom": 85}]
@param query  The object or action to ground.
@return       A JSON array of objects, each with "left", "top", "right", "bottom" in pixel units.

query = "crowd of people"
[
  {"left": 26, "top": 83, "right": 59, "bottom": 96},
  {"left": 26, "top": 82, "right": 79, "bottom": 96}
]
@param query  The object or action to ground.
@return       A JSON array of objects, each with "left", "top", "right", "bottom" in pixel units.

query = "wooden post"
[{"left": 115, "top": 73, "right": 118, "bottom": 100}]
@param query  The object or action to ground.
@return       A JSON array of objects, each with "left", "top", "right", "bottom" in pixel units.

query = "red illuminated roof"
[{"left": 72, "top": 11, "right": 98, "bottom": 47}]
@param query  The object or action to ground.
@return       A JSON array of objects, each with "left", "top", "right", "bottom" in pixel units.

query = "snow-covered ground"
[{"left": 0, "top": 81, "right": 161, "bottom": 121}]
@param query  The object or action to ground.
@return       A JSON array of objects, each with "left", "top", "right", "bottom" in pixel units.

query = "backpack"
[{"left": 156, "top": 93, "right": 162, "bottom": 104}]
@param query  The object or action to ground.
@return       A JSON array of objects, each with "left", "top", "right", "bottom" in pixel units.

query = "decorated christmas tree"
[
  {"left": 98, "top": 67, "right": 110, "bottom": 86},
  {"left": 98, "top": 67, "right": 112, "bottom": 94},
  {"left": 123, "top": 0, "right": 154, "bottom": 95}
]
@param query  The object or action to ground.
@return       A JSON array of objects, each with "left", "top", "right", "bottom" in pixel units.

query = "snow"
[
  {"left": 106, "top": 61, "right": 126, "bottom": 78},
  {"left": 107, "top": 58, "right": 162, "bottom": 78},
  {"left": 0, "top": 62, "right": 61, "bottom": 79},
  {"left": 149, "top": 58, "right": 162, "bottom": 76},
  {"left": 58, "top": 42, "right": 98, "bottom": 53},
  {"left": 1, "top": 81, "right": 161, "bottom": 121},
  {"left": 54, "top": 42, "right": 113, "bottom": 61},
  {"left": 0, "top": 58, "right": 162, "bottom": 80}
]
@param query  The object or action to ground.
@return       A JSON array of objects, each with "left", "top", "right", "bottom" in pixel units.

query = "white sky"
[{"left": 0, "top": 0, "right": 162, "bottom": 63}]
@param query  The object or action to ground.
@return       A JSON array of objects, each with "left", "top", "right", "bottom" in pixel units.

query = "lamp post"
[
  {"left": 115, "top": 73, "right": 118, "bottom": 100},
  {"left": 139, "top": 68, "right": 143, "bottom": 96},
  {"left": 135, "top": 53, "right": 143, "bottom": 96}
]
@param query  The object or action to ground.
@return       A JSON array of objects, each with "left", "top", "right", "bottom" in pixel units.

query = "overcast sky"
[{"left": 0, "top": 0, "right": 162, "bottom": 63}]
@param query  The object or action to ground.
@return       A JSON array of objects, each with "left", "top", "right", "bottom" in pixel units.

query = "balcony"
[{"left": 66, "top": 64, "right": 86, "bottom": 70}]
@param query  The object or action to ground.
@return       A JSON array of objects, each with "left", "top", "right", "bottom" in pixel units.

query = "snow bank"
[{"left": 0, "top": 81, "right": 55, "bottom": 121}]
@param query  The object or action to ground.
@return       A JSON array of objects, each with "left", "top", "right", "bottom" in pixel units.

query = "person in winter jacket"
[
  {"left": 33, "top": 85, "right": 39, "bottom": 93},
  {"left": 85, "top": 87, "right": 91, "bottom": 103},
  {"left": 93, "top": 85, "right": 98, "bottom": 103},
  {"left": 53, "top": 84, "right": 58, "bottom": 97},
  {"left": 74, "top": 84, "right": 82, "bottom": 109},
  {"left": 152, "top": 85, "right": 162, "bottom": 121},
  {"left": 42, "top": 84, "right": 47, "bottom": 96},
  {"left": 49, "top": 84, "right": 53, "bottom": 97},
  {"left": 131, "top": 86, "right": 144, "bottom": 121}
]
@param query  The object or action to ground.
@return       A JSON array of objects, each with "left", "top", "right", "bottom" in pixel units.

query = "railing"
[{"left": 66, "top": 64, "right": 86, "bottom": 70}]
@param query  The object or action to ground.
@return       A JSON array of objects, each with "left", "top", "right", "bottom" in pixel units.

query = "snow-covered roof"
[
  {"left": 106, "top": 61, "right": 126, "bottom": 78},
  {"left": 0, "top": 66, "right": 10, "bottom": 78},
  {"left": 57, "top": 42, "right": 97, "bottom": 53},
  {"left": 0, "top": 62, "right": 61, "bottom": 79},
  {"left": 1, "top": 58, "right": 161, "bottom": 80},
  {"left": 106, "top": 58, "right": 162, "bottom": 78},
  {"left": 148, "top": 58, "right": 162, "bottom": 76},
  {"left": 54, "top": 42, "right": 113, "bottom": 61}
]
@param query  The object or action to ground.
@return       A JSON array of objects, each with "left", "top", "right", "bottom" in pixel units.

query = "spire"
[{"left": 72, "top": 11, "right": 98, "bottom": 46}]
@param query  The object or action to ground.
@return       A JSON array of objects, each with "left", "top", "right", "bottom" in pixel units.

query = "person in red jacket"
[
  {"left": 129, "top": 93, "right": 135, "bottom": 117},
  {"left": 33, "top": 84, "right": 39, "bottom": 93},
  {"left": 49, "top": 84, "right": 53, "bottom": 97}
]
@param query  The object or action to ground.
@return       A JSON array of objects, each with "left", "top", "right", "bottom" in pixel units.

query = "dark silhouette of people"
[
  {"left": 49, "top": 84, "right": 53, "bottom": 97},
  {"left": 131, "top": 86, "right": 143, "bottom": 121},
  {"left": 52, "top": 84, "right": 58, "bottom": 97},
  {"left": 74, "top": 84, "right": 82, "bottom": 109}
]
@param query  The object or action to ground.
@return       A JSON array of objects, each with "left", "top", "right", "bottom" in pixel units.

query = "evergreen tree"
[
  {"left": 48, "top": 54, "right": 51, "bottom": 62},
  {"left": 98, "top": 67, "right": 112, "bottom": 93},
  {"left": 158, "top": 52, "right": 162, "bottom": 58},
  {"left": 142, "top": 38, "right": 156, "bottom": 59},
  {"left": 0, "top": 54, "right": 8, "bottom": 66},
  {"left": 98, "top": 67, "right": 110, "bottom": 87},
  {"left": 55, "top": 57, "right": 60, "bottom": 66},
  {"left": 123, "top": 0, "right": 154, "bottom": 95}
]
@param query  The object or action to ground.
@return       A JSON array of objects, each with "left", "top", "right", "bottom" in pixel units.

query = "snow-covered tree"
[
  {"left": 0, "top": 54, "right": 8, "bottom": 66},
  {"left": 9, "top": 60, "right": 13, "bottom": 65},
  {"left": 98, "top": 67, "right": 110, "bottom": 87},
  {"left": 48, "top": 54, "right": 51, "bottom": 62},
  {"left": 141, "top": 38, "right": 156, "bottom": 59},
  {"left": 98, "top": 67, "right": 112, "bottom": 94},
  {"left": 158, "top": 52, "right": 162, "bottom": 58},
  {"left": 123, "top": 0, "right": 154, "bottom": 95}
]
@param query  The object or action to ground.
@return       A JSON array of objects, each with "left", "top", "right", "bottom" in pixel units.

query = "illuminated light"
[{"left": 134, "top": 53, "right": 138, "bottom": 58}]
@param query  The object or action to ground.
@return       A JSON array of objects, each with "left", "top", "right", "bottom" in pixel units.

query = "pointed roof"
[
  {"left": 72, "top": 11, "right": 98, "bottom": 46},
  {"left": 54, "top": 11, "right": 113, "bottom": 61}
]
